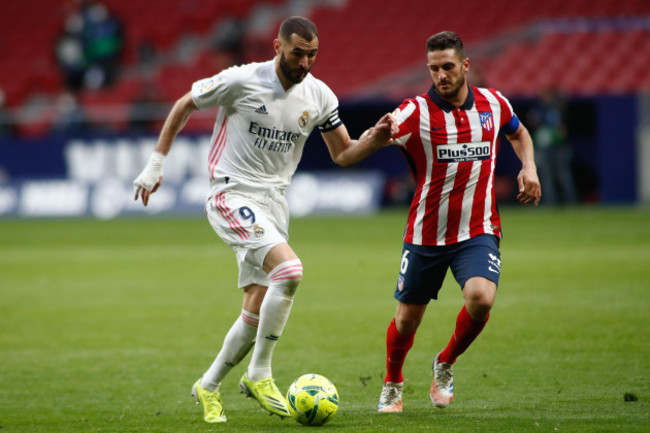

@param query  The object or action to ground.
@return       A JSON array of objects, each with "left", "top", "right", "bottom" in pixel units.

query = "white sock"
[
  {"left": 247, "top": 259, "right": 302, "bottom": 381},
  {"left": 201, "top": 309, "right": 259, "bottom": 390}
]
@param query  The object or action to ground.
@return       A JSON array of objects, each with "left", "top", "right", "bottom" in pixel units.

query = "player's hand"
[
  {"left": 370, "top": 113, "right": 398, "bottom": 145},
  {"left": 133, "top": 151, "right": 165, "bottom": 207},
  {"left": 516, "top": 166, "right": 541, "bottom": 206},
  {"left": 386, "top": 113, "right": 400, "bottom": 137}
]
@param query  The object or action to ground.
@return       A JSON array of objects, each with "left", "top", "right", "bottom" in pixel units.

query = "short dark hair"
[
  {"left": 426, "top": 31, "right": 465, "bottom": 59},
  {"left": 278, "top": 16, "right": 319, "bottom": 42}
]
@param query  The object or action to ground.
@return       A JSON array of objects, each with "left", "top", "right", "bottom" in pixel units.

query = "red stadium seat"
[{"left": 1, "top": 0, "right": 649, "bottom": 113}]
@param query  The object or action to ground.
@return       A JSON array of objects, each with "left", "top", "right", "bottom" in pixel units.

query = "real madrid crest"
[
  {"left": 253, "top": 224, "right": 265, "bottom": 238},
  {"left": 299, "top": 110, "right": 310, "bottom": 127}
]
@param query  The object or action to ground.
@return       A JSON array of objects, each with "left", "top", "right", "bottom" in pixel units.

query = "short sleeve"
[
  {"left": 491, "top": 89, "right": 518, "bottom": 132},
  {"left": 316, "top": 84, "right": 341, "bottom": 132},
  {"left": 501, "top": 113, "right": 520, "bottom": 135},
  {"left": 318, "top": 108, "right": 342, "bottom": 132},
  {"left": 391, "top": 99, "right": 418, "bottom": 146},
  {"left": 191, "top": 65, "right": 241, "bottom": 110}
]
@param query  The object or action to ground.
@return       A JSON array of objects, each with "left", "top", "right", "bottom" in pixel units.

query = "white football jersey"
[{"left": 191, "top": 59, "right": 341, "bottom": 193}]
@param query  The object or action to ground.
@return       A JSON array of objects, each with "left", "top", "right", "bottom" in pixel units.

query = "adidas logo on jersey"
[{"left": 255, "top": 105, "right": 268, "bottom": 115}]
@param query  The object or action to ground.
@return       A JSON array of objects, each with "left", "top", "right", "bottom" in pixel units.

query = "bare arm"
[
  {"left": 133, "top": 91, "right": 198, "bottom": 206},
  {"left": 154, "top": 91, "right": 198, "bottom": 155},
  {"left": 505, "top": 123, "right": 541, "bottom": 205},
  {"left": 321, "top": 113, "right": 397, "bottom": 167}
]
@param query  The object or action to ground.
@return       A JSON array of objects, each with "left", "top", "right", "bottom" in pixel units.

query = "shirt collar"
[{"left": 427, "top": 84, "right": 475, "bottom": 112}]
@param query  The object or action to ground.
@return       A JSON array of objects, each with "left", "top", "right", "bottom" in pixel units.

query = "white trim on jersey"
[
  {"left": 457, "top": 109, "right": 484, "bottom": 241},
  {"left": 413, "top": 96, "right": 432, "bottom": 245},
  {"left": 393, "top": 101, "right": 416, "bottom": 147},
  {"left": 478, "top": 88, "right": 502, "bottom": 235},
  {"left": 437, "top": 109, "right": 458, "bottom": 245}
]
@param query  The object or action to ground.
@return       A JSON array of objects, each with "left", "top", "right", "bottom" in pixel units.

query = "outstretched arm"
[
  {"left": 322, "top": 113, "right": 398, "bottom": 167},
  {"left": 506, "top": 123, "right": 541, "bottom": 206},
  {"left": 133, "top": 91, "right": 198, "bottom": 206}
]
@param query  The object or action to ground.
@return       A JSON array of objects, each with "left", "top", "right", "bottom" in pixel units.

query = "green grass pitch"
[{"left": 1, "top": 207, "right": 649, "bottom": 432}]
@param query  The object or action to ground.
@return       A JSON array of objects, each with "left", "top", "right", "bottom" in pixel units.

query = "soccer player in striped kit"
[
  {"left": 377, "top": 31, "right": 541, "bottom": 413},
  {"left": 133, "top": 16, "right": 396, "bottom": 423}
]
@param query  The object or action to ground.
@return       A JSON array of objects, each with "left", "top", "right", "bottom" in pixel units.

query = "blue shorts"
[{"left": 394, "top": 234, "right": 501, "bottom": 305}]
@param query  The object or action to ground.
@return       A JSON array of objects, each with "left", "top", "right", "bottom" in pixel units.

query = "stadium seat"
[{"left": 1, "top": 0, "right": 649, "bottom": 126}]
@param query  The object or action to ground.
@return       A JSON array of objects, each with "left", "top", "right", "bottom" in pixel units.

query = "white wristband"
[
  {"left": 149, "top": 151, "right": 165, "bottom": 168},
  {"left": 134, "top": 151, "right": 166, "bottom": 195}
]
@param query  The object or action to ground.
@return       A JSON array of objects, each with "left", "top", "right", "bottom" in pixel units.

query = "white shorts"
[{"left": 206, "top": 187, "right": 289, "bottom": 289}]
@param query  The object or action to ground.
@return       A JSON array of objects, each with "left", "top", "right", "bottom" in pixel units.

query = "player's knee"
[
  {"left": 283, "top": 269, "right": 302, "bottom": 294},
  {"left": 464, "top": 278, "right": 496, "bottom": 315},
  {"left": 269, "top": 259, "right": 303, "bottom": 296},
  {"left": 395, "top": 316, "right": 420, "bottom": 335},
  {"left": 394, "top": 310, "right": 423, "bottom": 334},
  {"left": 465, "top": 293, "right": 494, "bottom": 319},
  {"left": 469, "top": 301, "right": 492, "bottom": 319},
  {"left": 395, "top": 303, "right": 426, "bottom": 334}
]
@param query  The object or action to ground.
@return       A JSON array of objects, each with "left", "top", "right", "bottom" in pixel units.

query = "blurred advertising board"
[{"left": 0, "top": 135, "right": 384, "bottom": 218}]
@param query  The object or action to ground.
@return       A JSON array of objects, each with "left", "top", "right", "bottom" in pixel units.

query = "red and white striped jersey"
[{"left": 392, "top": 85, "right": 520, "bottom": 246}]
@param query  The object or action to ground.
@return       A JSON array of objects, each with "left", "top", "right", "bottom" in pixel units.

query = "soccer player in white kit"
[{"left": 133, "top": 16, "right": 396, "bottom": 423}]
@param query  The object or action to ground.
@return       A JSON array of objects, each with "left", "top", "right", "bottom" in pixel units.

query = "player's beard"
[
  {"left": 279, "top": 51, "right": 310, "bottom": 84},
  {"left": 435, "top": 73, "right": 466, "bottom": 100}
]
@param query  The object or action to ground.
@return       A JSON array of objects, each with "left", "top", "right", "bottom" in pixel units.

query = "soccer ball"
[{"left": 286, "top": 373, "right": 339, "bottom": 426}]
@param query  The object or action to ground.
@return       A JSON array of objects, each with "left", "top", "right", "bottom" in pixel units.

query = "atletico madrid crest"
[
  {"left": 397, "top": 275, "right": 405, "bottom": 291},
  {"left": 479, "top": 112, "right": 493, "bottom": 132}
]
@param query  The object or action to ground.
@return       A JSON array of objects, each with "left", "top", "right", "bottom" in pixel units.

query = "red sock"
[
  {"left": 385, "top": 318, "right": 415, "bottom": 384},
  {"left": 438, "top": 306, "right": 489, "bottom": 364}
]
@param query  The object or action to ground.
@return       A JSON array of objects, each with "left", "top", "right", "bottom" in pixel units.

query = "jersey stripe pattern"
[
  {"left": 208, "top": 116, "right": 229, "bottom": 180},
  {"left": 393, "top": 85, "right": 516, "bottom": 246},
  {"left": 240, "top": 310, "right": 260, "bottom": 327},
  {"left": 268, "top": 260, "right": 303, "bottom": 282},
  {"left": 214, "top": 192, "right": 249, "bottom": 241}
]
